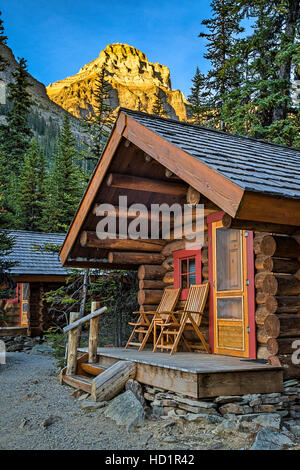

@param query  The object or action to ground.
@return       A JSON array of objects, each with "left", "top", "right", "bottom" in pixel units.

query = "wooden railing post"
[
  {"left": 88, "top": 302, "right": 101, "bottom": 363},
  {"left": 66, "top": 312, "right": 79, "bottom": 376}
]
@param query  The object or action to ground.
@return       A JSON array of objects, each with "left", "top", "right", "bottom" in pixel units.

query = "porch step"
[
  {"left": 80, "top": 362, "right": 106, "bottom": 376},
  {"left": 62, "top": 374, "right": 93, "bottom": 393}
]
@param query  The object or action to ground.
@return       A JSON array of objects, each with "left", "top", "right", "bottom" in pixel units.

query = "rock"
[
  {"left": 284, "top": 421, "right": 300, "bottom": 437},
  {"left": 164, "top": 436, "right": 177, "bottom": 443},
  {"left": 253, "top": 405, "right": 276, "bottom": 413},
  {"left": 215, "top": 420, "right": 237, "bottom": 432},
  {"left": 184, "top": 413, "right": 224, "bottom": 424},
  {"left": 19, "top": 418, "right": 29, "bottom": 429},
  {"left": 152, "top": 406, "right": 165, "bottom": 418},
  {"left": 30, "top": 344, "right": 53, "bottom": 355},
  {"left": 80, "top": 401, "right": 107, "bottom": 411},
  {"left": 47, "top": 44, "right": 188, "bottom": 122},
  {"left": 42, "top": 415, "right": 62, "bottom": 428},
  {"left": 237, "top": 413, "right": 281, "bottom": 430},
  {"left": 103, "top": 390, "right": 145, "bottom": 431},
  {"left": 78, "top": 393, "right": 90, "bottom": 401},
  {"left": 7, "top": 344, "right": 23, "bottom": 352},
  {"left": 175, "top": 396, "right": 217, "bottom": 409},
  {"left": 144, "top": 392, "right": 155, "bottom": 402},
  {"left": 215, "top": 395, "right": 244, "bottom": 405},
  {"left": 219, "top": 403, "right": 246, "bottom": 416},
  {"left": 250, "top": 428, "right": 294, "bottom": 450},
  {"left": 125, "top": 379, "right": 147, "bottom": 409}
]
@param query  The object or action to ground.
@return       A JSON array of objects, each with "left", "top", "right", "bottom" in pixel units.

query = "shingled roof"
[
  {"left": 122, "top": 108, "right": 300, "bottom": 199},
  {"left": 5, "top": 230, "right": 69, "bottom": 276}
]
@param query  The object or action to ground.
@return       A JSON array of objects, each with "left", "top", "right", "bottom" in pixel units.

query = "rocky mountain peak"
[{"left": 47, "top": 43, "right": 188, "bottom": 121}]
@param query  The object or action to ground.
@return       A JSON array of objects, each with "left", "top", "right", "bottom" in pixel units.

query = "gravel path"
[
  {"left": 1, "top": 352, "right": 297, "bottom": 450},
  {"left": 0, "top": 352, "right": 158, "bottom": 450}
]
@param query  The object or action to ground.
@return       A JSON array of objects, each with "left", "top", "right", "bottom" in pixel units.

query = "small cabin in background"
[
  {"left": 58, "top": 109, "right": 300, "bottom": 398},
  {"left": 1, "top": 230, "right": 68, "bottom": 337}
]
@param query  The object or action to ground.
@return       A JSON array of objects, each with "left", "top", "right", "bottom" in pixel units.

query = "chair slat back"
[
  {"left": 157, "top": 288, "right": 180, "bottom": 319},
  {"left": 184, "top": 284, "right": 209, "bottom": 325}
]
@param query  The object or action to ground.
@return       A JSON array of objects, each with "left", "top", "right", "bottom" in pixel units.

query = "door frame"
[{"left": 207, "top": 212, "right": 256, "bottom": 358}]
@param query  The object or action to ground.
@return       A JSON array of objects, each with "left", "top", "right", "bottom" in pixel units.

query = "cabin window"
[
  {"left": 20, "top": 283, "right": 29, "bottom": 327},
  {"left": 173, "top": 248, "right": 202, "bottom": 300}
]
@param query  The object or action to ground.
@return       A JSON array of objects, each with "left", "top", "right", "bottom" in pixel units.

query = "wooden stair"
[
  {"left": 80, "top": 362, "right": 106, "bottom": 376},
  {"left": 62, "top": 374, "right": 93, "bottom": 393},
  {"left": 60, "top": 303, "right": 137, "bottom": 401}
]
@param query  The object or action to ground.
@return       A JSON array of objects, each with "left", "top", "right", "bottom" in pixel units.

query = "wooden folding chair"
[
  {"left": 125, "top": 288, "right": 180, "bottom": 350},
  {"left": 153, "top": 283, "right": 210, "bottom": 355}
]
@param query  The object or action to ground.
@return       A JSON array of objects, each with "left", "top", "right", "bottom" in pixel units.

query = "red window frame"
[{"left": 173, "top": 247, "right": 202, "bottom": 300}]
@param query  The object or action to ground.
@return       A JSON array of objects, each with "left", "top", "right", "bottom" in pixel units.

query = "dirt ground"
[{"left": 0, "top": 351, "right": 297, "bottom": 451}]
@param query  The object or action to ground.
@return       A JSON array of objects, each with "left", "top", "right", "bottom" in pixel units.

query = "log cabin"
[
  {"left": 1, "top": 230, "right": 68, "bottom": 337},
  {"left": 59, "top": 108, "right": 300, "bottom": 398}
]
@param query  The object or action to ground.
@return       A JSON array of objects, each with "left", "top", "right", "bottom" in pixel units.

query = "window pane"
[
  {"left": 188, "top": 273, "right": 196, "bottom": 286},
  {"left": 181, "top": 259, "right": 188, "bottom": 274},
  {"left": 22, "top": 302, "right": 28, "bottom": 313},
  {"left": 181, "top": 276, "right": 187, "bottom": 289},
  {"left": 217, "top": 297, "right": 243, "bottom": 320},
  {"left": 188, "top": 258, "right": 196, "bottom": 273},
  {"left": 216, "top": 228, "right": 242, "bottom": 291},
  {"left": 22, "top": 283, "right": 29, "bottom": 300}
]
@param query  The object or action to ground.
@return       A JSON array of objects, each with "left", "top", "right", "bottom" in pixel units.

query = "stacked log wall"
[
  {"left": 254, "top": 232, "right": 300, "bottom": 377},
  {"left": 136, "top": 221, "right": 210, "bottom": 349}
]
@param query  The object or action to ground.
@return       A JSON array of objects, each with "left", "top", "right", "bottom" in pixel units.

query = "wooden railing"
[{"left": 63, "top": 302, "right": 107, "bottom": 375}]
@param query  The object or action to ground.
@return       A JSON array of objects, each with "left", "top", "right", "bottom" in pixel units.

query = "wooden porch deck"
[{"left": 78, "top": 347, "right": 284, "bottom": 399}]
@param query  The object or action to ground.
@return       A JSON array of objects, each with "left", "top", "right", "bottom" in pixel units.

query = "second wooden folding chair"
[
  {"left": 125, "top": 287, "right": 180, "bottom": 350},
  {"left": 153, "top": 283, "right": 210, "bottom": 355}
]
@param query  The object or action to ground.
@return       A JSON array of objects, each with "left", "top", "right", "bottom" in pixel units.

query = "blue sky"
[{"left": 1, "top": 0, "right": 213, "bottom": 98}]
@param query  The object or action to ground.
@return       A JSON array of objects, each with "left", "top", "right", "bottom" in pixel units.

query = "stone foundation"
[{"left": 143, "top": 379, "right": 300, "bottom": 423}]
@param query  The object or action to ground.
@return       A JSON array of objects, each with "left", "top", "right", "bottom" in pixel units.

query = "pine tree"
[
  {"left": 220, "top": 0, "right": 300, "bottom": 146},
  {"left": 152, "top": 92, "right": 167, "bottom": 117},
  {"left": 82, "top": 69, "right": 114, "bottom": 171},
  {"left": 0, "top": 10, "right": 8, "bottom": 72},
  {"left": 188, "top": 67, "right": 211, "bottom": 125},
  {"left": 18, "top": 139, "right": 46, "bottom": 231},
  {"left": 199, "top": 0, "right": 244, "bottom": 129},
  {"left": 42, "top": 115, "right": 83, "bottom": 232},
  {"left": 2, "top": 57, "right": 33, "bottom": 173}
]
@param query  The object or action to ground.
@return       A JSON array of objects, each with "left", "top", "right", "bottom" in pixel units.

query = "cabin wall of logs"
[
  {"left": 137, "top": 217, "right": 210, "bottom": 347},
  {"left": 254, "top": 232, "right": 300, "bottom": 377}
]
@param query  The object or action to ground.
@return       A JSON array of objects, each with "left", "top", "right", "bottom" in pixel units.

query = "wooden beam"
[
  {"left": 108, "top": 251, "right": 165, "bottom": 265},
  {"left": 222, "top": 213, "right": 297, "bottom": 234},
  {"left": 123, "top": 114, "right": 244, "bottom": 216},
  {"left": 92, "top": 204, "right": 174, "bottom": 223},
  {"left": 106, "top": 173, "right": 187, "bottom": 196},
  {"left": 237, "top": 192, "right": 300, "bottom": 227},
  {"left": 80, "top": 231, "right": 165, "bottom": 252}
]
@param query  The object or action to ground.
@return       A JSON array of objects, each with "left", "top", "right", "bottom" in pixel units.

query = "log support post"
[
  {"left": 88, "top": 301, "right": 101, "bottom": 363},
  {"left": 66, "top": 312, "right": 80, "bottom": 376}
]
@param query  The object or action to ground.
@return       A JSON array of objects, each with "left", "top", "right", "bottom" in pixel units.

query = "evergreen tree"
[
  {"left": 188, "top": 67, "right": 211, "bottom": 125},
  {"left": 199, "top": 0, "right": 244, "bottom": 129},
  {"left": 42, "top": 115, "right": 83, "bottom": 232},
  {"left": 18, "top": 139, "right": 46, "bottom": 231},
  {"left": 2, "top": 57, "right": 32, "bottom": 173},
  {"left": 221, "top": 0, "right": 300, "bottom": 145},
  {"left": 0, "top": 10, "right": 8, "bottom": 72},
  {"left": 152, "top": 92, "right": 167, "bottom": 117},
  {"left": 82, "top": 69, "right": 114, "bottom": 171}
]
